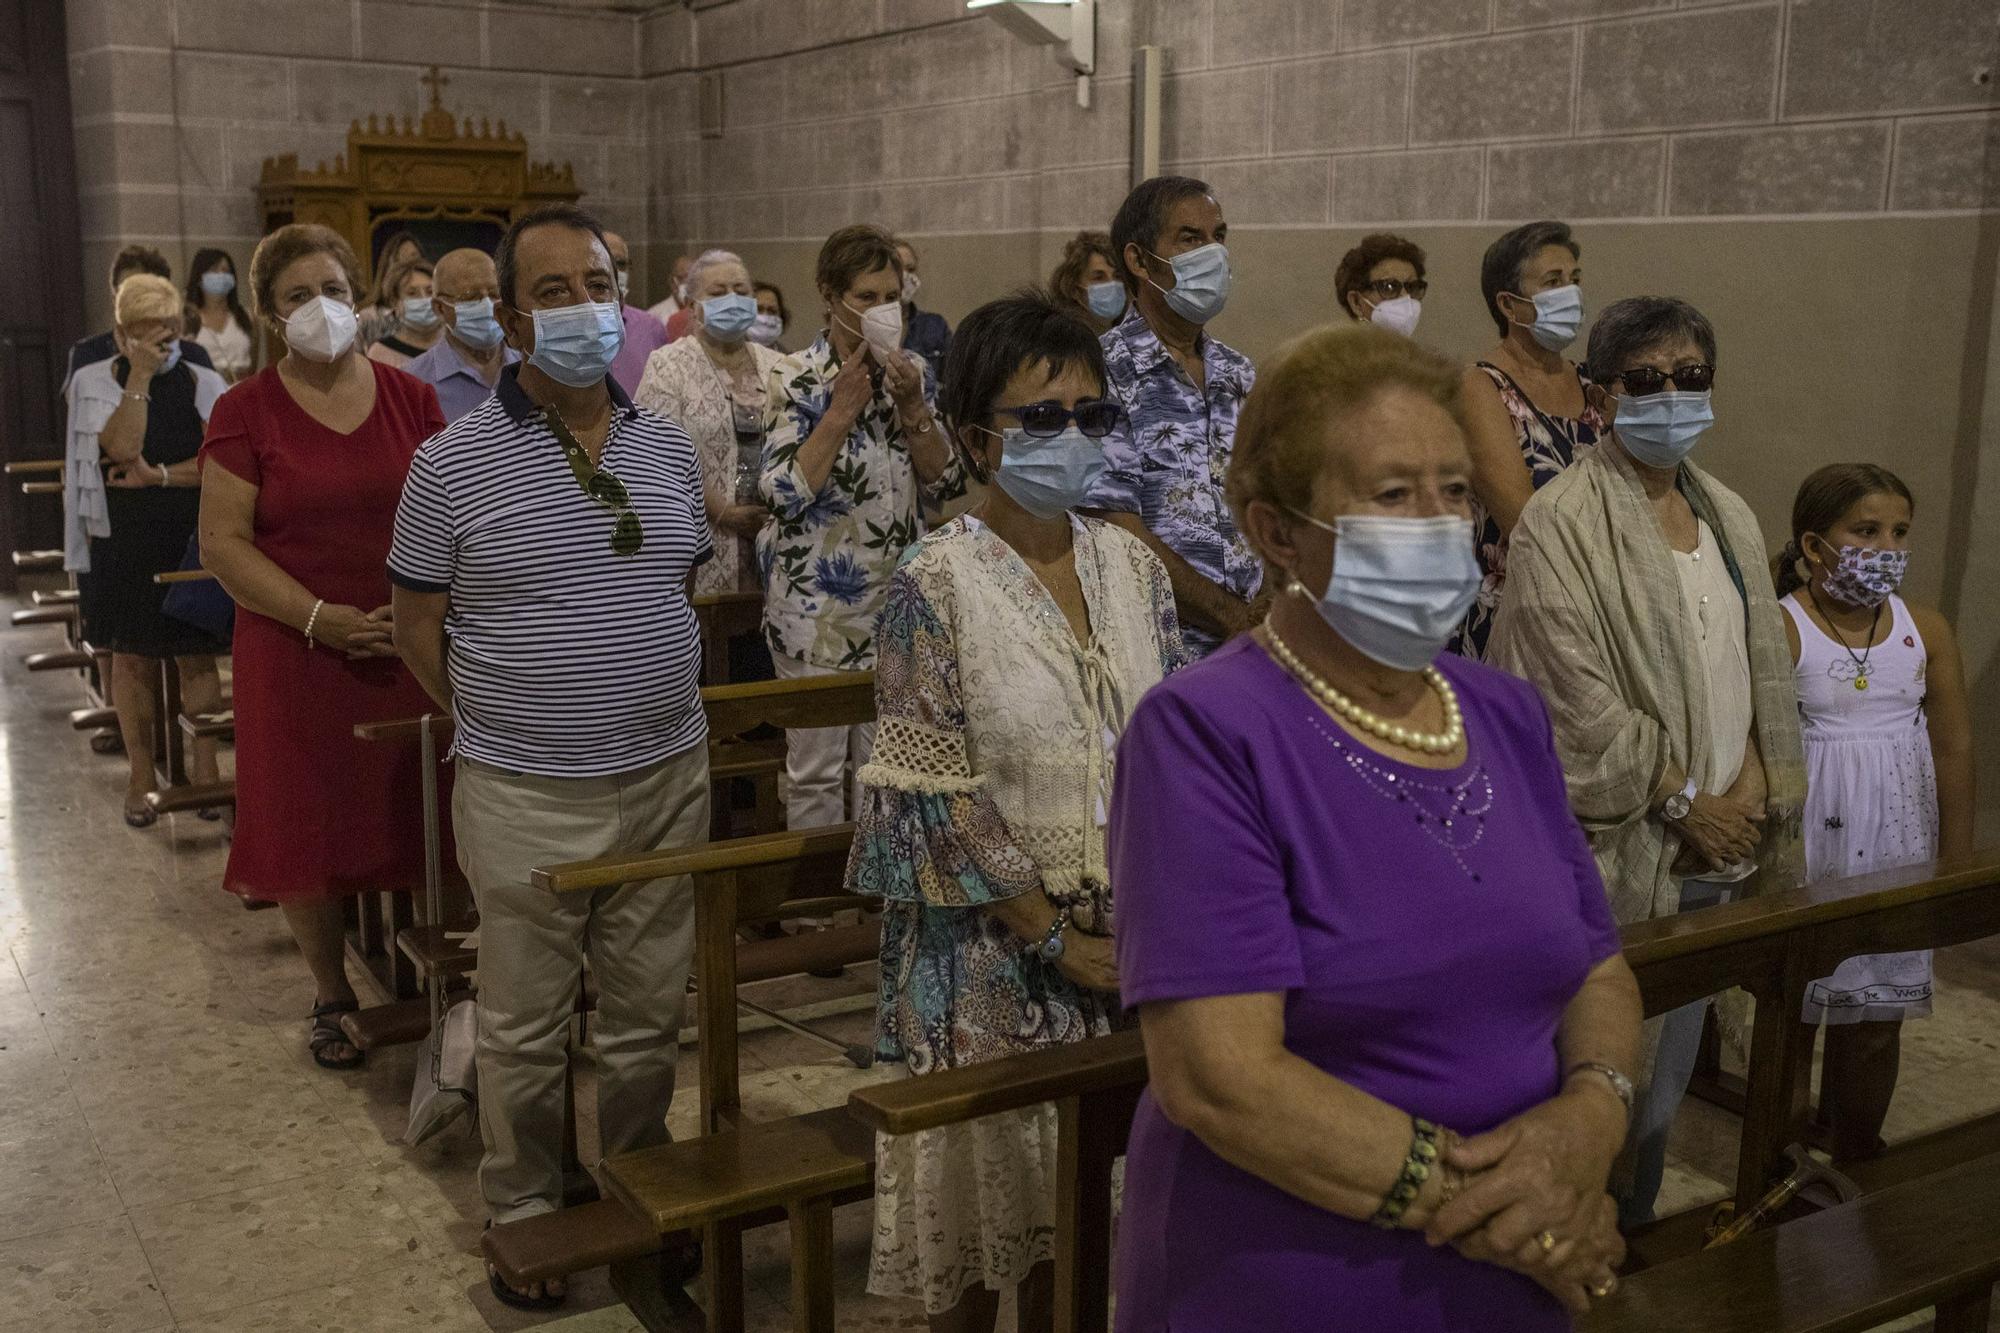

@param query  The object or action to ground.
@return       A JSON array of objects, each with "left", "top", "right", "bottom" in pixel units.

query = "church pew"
[
  {"left": 693, "top": 591, "right": 763, "bottom": 687},
  {"left": 834, "top": 849, "right": 2000, "bottom": 1333},
  {"left": 339, "top": 671, "right": 875, "bottom": 1005},
  {"left": 510, "top": 823, "right": 872, "bottom": 1331},
  {"left": 1578, "top": 1150, "right": 2000, "bottom": 1333}
]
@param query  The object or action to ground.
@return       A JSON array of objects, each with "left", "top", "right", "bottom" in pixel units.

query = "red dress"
[{"left": 200, "top": 361, "right": 448, "bottom": 902}]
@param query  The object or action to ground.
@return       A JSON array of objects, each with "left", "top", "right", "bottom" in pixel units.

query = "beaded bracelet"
[
  {"left": 1369, "top": 1116, "right": 1444, "bottom": 1230},
  {"left": 304, "top": 598, "right": 325, "bottom": 647}
]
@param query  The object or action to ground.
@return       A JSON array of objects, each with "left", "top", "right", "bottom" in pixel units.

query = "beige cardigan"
[{"left": 634, "top": 335, "right": 783, "bottom": 596}]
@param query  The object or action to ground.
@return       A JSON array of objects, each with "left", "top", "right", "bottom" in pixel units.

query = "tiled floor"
[{"left": 1, "top": 616, "right": 1995, "bottom": 1332}]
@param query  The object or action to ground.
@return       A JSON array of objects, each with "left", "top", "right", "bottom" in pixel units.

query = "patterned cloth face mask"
[{"left": 1814, "top": 539, "right": 1909, "bottom": 607}]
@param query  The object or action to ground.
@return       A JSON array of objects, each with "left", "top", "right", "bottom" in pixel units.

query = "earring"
[{"left": 1285, "top": 578, "right": 1312, "bottom": 600}]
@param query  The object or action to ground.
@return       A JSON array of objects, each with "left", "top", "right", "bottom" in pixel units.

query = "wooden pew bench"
[
  {"left": 11, "top": 549, "right": 61, "bottom": 574},
  {"left": 1580, "top": 1150, "right": 2000, "bottom": 1333},
  {"left": 483, "top": 825, "right": 873, "bottom": 1329}
]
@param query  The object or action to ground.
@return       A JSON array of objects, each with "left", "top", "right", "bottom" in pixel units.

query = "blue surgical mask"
[
  {"left": 1290, "top": 513, "right": 1481, "bottom": 671},
  {"left": 1085, "top": 280, "right": 1127, "bottom": 321},
  {"left": 1149, "top": 242, "right": 1230, "bottom": 324},
  {"left": 702, "top": 292, "right": 758, "bottom": 343},
  {"left": 449, "top": 297, "right": 505, "bottom": 350},
  {"left": 527, "top": 300, "right": 624, "bottom": 388},
  {"left": 1614, "top": 390, "right": 1713, "bottom": 469},
  {"left": 401, "top": 295, "right": 440, "bottom": 330},
  {"left": 158, "top": 340, "right": 183, "bottom": 375},
  {"left": 983, "top": 425, "right": 1107, "bottom": 521},
  {"left": 200, "top": 272, "right": 235, "bottom": 298},
  {"left": 1514, "top": 283, "right": 1583, "bottom": 352}
]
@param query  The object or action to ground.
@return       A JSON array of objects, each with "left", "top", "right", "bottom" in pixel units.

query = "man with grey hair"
[{"left": 1490, "top": 295, "right": 1806, "bottom": 1228}]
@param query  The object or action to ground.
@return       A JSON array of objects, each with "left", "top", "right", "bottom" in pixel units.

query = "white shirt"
[
  {"left": 194, "top": 318, "right": 253, "bottom": 378},
  {"left": 1673, "top": 519, "right": 1751, "bottom": 794}
]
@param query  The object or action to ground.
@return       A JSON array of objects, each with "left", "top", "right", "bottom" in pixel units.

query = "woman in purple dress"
[{"left": 1109, "top": 325, "right": 1643, "bottom": 1332}]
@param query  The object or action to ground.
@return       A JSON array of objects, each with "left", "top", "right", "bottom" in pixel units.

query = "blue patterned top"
[{"left": 1082, "top": 308, "right": 1260, "bottom": 658}]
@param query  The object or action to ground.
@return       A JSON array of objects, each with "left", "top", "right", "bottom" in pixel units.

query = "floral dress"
[
  {"left": 1453, "top": 361, "right": 1603, "bottom": 660},
  {"left": 846, "top": 513, "right": 1184, "bottom": 1314},
  {"left": 757, "top": 333, "right": 966, "bottom": 670}
]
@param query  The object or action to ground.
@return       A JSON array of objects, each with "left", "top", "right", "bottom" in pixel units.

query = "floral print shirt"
[
  {"left": 1082, "top": 307, "right": 1260, "bottom": 658},
  {"left": 1453, "top": 361, "right": 1603, "bottom": 661},
  {"left": 758, "top": 333, "right": 966, "bottom": 670},
  {"left": 846, "top": 514, "right": 1185, "bottom": 1072}
]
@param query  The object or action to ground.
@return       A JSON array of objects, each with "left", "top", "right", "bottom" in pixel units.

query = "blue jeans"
[{"left": 1618, "top": 879, "right": 1730, "bottom": 1229}]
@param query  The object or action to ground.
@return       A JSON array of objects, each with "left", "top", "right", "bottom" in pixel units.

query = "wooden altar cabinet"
[{"left": 256, "top": 67, "right": 582, "bottom": 288}]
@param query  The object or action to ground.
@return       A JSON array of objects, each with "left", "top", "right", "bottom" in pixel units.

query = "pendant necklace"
[{"left": 1808, "top": 585, "right": 1880, "bottom": 691}]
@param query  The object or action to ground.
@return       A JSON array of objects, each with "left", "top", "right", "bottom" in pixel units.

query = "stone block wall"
[
  {"left": 63, "top": 0, "right": 651, "bottom": 331},
  {"left": 659, "top": 0, "right": 1998, "bottom": 249}
]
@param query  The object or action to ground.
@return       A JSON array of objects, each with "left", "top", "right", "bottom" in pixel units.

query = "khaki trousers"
[{"left": 453, "top": 746, "right": 710, "bottom": 1224}]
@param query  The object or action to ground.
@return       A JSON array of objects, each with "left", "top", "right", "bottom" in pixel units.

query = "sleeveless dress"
[
  {"left": 1452, "top": 362, "right": 1602, "bottom": 660},
  {"left": 199, "top": 362, "right": 449, "bottom": 902},
  {"left": 1783, "top": 592, "right": 1937, "bottom": 1024}
]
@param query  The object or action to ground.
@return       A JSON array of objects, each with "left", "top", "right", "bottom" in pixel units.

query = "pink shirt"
[{"left": 611, "top": 304, "right": 669, "bottom": 397}]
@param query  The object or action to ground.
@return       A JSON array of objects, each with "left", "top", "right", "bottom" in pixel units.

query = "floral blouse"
[
  {"left": 635, "top": 335, "right": 784, "bottom": 595},
  {"left": 757, "top": 334, "right": 966, "bottom": 670},
  {"left": 1453, "top": 361, "right": 1603, "bottom": 661},
  {"left": 846, "top": 514, "right": 1185, "bottom": 1073}
]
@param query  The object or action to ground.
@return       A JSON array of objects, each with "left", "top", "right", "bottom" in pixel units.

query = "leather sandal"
[{"left": 307, "top": 1000, "right": 364, "bottom": 1070}]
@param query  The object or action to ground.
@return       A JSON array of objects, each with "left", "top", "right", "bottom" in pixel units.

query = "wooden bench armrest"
[
  {"left": 691, "top": 591, "right": 764, "bottom": 609},
  {"left": 703, "top": 671, "right": 876, "bottom": 736},
  {"left": 3, "top": 459, "right": 62, "bottom": 477},
  {"left": 847, "top": 1029, "right": 1148, "bottom": 1136},
  {"left": 534, "top": 824, "right": 857, "bottom": 893},
  {"left": 19, "top": 480, "right": 62, "bottom": 495},
  {"left": 153, "top": 568, "right": 217, "bottom": 585}
]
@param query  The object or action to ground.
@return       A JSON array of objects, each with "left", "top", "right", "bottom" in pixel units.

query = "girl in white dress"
[{"left": 1776, "top": 464, "right": 1975, "bottom": 1163}]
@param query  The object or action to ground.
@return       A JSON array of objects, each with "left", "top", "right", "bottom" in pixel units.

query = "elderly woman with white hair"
[
  {"left": 67, "top": 273, "right": 230, "bottom": 824},
  {"left": 637, "top": 248, "right": 784, "bottom": 603}
]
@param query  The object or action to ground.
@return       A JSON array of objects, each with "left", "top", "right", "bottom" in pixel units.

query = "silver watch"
[
  {"left": 1566, "top": 1061, "right": 1635, "bottom": 1117},
  {"left": 1037, "top": 908, "right": 1072, "bottom": 963},
  {"left": 1661, "top": 777, "right": 1697, "bottom": 824}
]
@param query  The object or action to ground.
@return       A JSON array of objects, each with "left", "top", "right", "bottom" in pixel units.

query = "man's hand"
[{"left": 719, "top": 501, "right": 768, "bottom": 539}]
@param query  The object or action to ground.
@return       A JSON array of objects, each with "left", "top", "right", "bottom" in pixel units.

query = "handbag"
[
  {"left": 159, "top": 533, "right": 235, "bottom": 642},
  {"left": 405, "top": 715, "right": 479, "bottom": 1144}
]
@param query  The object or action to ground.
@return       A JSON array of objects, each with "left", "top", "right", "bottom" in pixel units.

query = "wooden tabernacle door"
[{"left": 256, "top": 65, "right": 581, "bottom": 290}]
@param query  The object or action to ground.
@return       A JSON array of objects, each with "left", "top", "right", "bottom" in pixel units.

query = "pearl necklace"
[{"left": 1262, "top": 623, "right": 1465, "bottom": 755}]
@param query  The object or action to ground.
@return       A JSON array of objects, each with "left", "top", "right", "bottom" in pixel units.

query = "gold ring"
[
  {"left": 1591, "top": 1277, "right": 1619, "bottom": 1299},
  {"left": 1537, "top": 1231, "right": 1558, "bottom": 1253}
]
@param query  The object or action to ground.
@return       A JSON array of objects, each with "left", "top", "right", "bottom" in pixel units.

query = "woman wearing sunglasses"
[
  {"left": 845, "top": 290, "right": 1184, "bottom": 1333},
  {"left": 1490, "top": 295, "right": 1806, "bottom": 1228},
  {"left": 1335, "top": 232, "right": 1428, "bottom": 338}
]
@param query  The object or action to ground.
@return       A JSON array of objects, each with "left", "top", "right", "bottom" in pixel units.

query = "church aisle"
[
  {"left": 0, "top": 621, "right": 923, "bottom": 1332},
  {"left": 3, "top": 615, "right": 1995, "bottom": 1331}
]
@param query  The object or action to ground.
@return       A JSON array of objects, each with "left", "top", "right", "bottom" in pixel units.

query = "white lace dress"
[
  {"left": 1785, "top": 593, "right": 1938, "bottom": 1023},
  {"left": 847, "top": 513, "right": 1183, "bottom": 1313}
]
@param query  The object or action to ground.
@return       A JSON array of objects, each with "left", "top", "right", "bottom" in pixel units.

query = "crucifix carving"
[{"left": 421, "top": 64, "right": 450, "bottom": 110}]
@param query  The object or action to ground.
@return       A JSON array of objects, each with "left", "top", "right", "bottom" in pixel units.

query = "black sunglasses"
[
  {"left": 543, "top": 409, "right": 644, "bottom": 558},
  {"left": 991, "top": 399, "right": 1123, "bottom": 439},
  {"left": 1361, "top": 277, "right": 1429, "bottom": 300},
  {"left": 1611, "top": 363, "right": 1716, "bottom": 396}
]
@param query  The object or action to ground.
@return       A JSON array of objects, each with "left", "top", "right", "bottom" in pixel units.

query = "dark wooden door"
[{"left": 0, "top": 0, "right": 83, "bottom": 590}]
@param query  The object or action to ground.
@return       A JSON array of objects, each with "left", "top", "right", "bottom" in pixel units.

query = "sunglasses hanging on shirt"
[{"left": 542, "top": 405, "right": 645, "bottom": 558}]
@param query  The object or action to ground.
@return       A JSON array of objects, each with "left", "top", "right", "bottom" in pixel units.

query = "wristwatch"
[
  {"left": 1037, "top": 908, "right": 1073, "bottom": 963},
  {"left": 1566, "top": 1062, "right": 1635, "bottom": 1118},
  {"left": 1661, "top": 777, "right": 1697, "bottom": 824}
]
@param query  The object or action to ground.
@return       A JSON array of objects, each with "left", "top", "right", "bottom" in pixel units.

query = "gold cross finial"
[{"left": 421, "top": 65, "right": 450, "bottom": 110}]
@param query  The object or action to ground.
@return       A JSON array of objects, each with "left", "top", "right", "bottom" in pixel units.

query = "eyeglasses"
[
  {"left": 543, "top": 407, "right": 644, "bottom": 557},
  {"left": 1361, "top": 277, "right": 1428, "bottom": 301},
  {"left": 1611, "top": 363, "right": 1716, "bottom": 396},
  {"left": 990, "top": 399, "right": 1124, "bottom": 439}
]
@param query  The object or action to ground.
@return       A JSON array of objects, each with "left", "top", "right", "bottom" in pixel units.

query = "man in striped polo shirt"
[{"left": 389, "top": 203, "right": 710, "bottom": 1310}]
